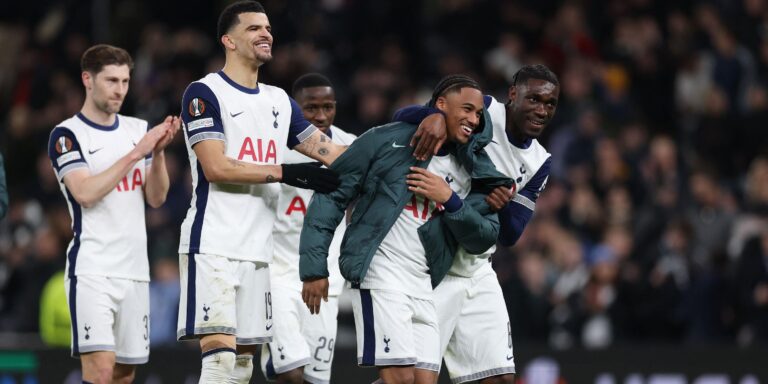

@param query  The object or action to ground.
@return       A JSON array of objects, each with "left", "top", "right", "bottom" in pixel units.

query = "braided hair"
[{"left": 428, "top": 74, "right": 481, "bottom": 107}]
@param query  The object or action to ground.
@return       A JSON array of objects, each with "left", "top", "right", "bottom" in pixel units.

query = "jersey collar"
[
  {"left": 77, "top": 112, "right": 119, "bottom": 131},
  {"left": 218, "top": 71, "right": 260, "bottom": 94}
]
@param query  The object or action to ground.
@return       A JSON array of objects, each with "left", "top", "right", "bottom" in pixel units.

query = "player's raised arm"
[
  {"left": 51, "top": 125, "right": 164, "bottom": 208},
  {"left": 144, "top": 116, "right": 180, "bottom": 207}
]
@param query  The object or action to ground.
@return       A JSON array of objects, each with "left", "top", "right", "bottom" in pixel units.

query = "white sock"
[
  {"left": 229, "top": 354, "right": 254, "bottom": 384},
  {"left": 199, "top": 348, "right": 236, "bottom": 384}
]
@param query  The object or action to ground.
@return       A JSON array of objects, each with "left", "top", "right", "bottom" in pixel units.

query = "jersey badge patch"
[
  {"left": 189, "top": 98, "right": 206, "bottom": 117},
  {"left": 187, "top": 117, "right": 214, "bottom": 132},
  {"left": 55, "top": 136, "right": 73, "bottom": 154}
]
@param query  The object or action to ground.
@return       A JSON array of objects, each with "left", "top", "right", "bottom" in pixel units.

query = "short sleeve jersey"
[
  {"left": 271, "top": 126, "right": 356, "bottom": 295},
  {"left": 48, "top": 113, "right": 151, "bottom": 281},
  {"left": 178, "top": 71, "right": 317, "bottom": 262},
  {"left": 450, "top": 96, "right": 551, "bottom": 276}
]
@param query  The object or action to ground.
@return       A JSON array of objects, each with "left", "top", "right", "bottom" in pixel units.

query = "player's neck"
[
  {"left": 80, "top": 100, "right": 117, "bottom": 126},
  {"left": 221, "top": 59, "right": 260, "bottom": 89}
]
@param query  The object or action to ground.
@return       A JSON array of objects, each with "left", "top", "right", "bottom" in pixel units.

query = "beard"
[
  {"left": 95, "top": 97, "right": 122, "bottom": 115},
  {"left": 255, "top": 51, "right": 272, "bottom": 64}
]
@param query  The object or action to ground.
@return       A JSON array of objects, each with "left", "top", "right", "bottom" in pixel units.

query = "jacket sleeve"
[
  {"left": 299, "top": 130, "right": 377, "bottom": 281},
  {"left": 0, "top": 152, "right": 7, "bottom": 220},
  {"left": 441, "top": 192, "right": 499, "bottom": 255}
]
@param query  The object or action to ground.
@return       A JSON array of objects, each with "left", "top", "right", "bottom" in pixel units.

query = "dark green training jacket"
[{"left": 299, "top": 111, "right": 512, "bottom": 288}]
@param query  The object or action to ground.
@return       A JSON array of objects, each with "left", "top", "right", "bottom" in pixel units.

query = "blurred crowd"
[{"left": 0, "top": 0, "right": 767, "bottom": 349}]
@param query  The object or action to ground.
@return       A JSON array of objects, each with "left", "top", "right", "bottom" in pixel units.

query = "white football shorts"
[
  {"left": 350, "top": 288, "right": 440, "bottom": 372},
  {"left": 65, "top": 275, "right": 149, "bottom": 364},
  {"left": 436, "top": 263, "right": 516, "bottom": 383},
  {"left": 177, "top": 253, "right": 272, "bottom": 344},
  {"left": 260, "top": 284, "right": 338, "bottom": 384}
]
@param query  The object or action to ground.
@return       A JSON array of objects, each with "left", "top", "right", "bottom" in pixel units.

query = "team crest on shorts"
[
  {"left": 55, "top": 136, "right": 73, "bottom": 154},
  {"left": 189, "top": 98, "right": 206, "bottom": 117}
]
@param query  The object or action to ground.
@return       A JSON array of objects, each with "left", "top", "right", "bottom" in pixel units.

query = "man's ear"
[
  {"left": 507, "top": 85, "right": 518, "bottom": 105},
  {"left": 82, "top": 71, "right": 92, "bottom": 90},
  {"left": 221, "top": 34, "right": 236, "bottom": 50},
  {"left": 435, "top": 96, "right": 447, "bottom": 112}
]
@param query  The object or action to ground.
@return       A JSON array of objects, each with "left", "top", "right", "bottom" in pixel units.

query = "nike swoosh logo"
[
  {"left": 266, "top": 323, "right": 273, "bottom": 331},
  {"left": 296, "top": 178, "right": 308, "bottom": 184},
  {"left": 391, "top": 142, "right": 406, "bottom": 148},
  {"left": 506, "top": 355, "right": 513, "bottom": 361},
  {"left": 88, "top": 148, "right": 103, "bottom": 155},
  {"left": 230, "top": 111, "right": 244, "bottom": 118},
  {"left": 312, "top": 367, "right": 329, "bottom": 372}
]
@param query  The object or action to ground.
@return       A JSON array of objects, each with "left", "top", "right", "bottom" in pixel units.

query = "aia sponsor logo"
[
  {"left": 116, "top": 169, "right": 143, "bottom": 192},
  {"left": 238, "top": 137, "right": 277, "bottom": 163}
]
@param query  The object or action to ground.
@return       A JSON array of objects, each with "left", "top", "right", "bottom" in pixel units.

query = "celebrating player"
[
  {"left": 259, "top": 73, "right": 356, "bottom": 384},
  {"left": 47, "top": 44, "right": 179, "bottom": 384},
  {"left": 300, "top": 75, "right": 512, "bottom": 384},
  {"left": 394, "top": 64, "right": 559, "bottom": 384},
  {"left": 175, "top": 2, "right": 347, "bottom": 383}
]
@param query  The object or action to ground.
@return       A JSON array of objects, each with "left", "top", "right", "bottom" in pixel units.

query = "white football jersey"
[
  {"left": 178, "top": 71, "right": 317, "bottom": 262},
  {"left": 48, "top": 113, "right": 151, "bottom": 281},
  {"left": 361, "top": 154, "right": 472, "bottom": 299},
  {"left": 272, "top": 126, "right": 356, "bottom": 295},
  {"left": 450, "top": 96, "right": 551, "bottom": 276}
]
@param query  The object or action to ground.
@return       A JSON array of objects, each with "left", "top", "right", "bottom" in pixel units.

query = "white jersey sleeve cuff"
[
  {"left": 296, "top": 125, "right": 318, "bottom": 143},
  {"left": 511, "top": 194, "right": 535, "bottom": 211},
  {"left": 56, "top": 162, "right": 89, "bottom": 181},
  {"left": 189, "top": 132, "right": 226, "bottom": 146}
]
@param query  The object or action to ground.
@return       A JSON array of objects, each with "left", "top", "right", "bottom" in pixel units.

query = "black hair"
[
  {"left": 428, "top": 74, "right": 481, "bottom": 107},
  {"left": 510, "top": 64, "right": 559, "bottom": 87},
  {"left": 292, "top": 73, "right": 333, "bottom": 97},
  {"left": 217, "top": 1, "right": 266, "bottom": 43}
]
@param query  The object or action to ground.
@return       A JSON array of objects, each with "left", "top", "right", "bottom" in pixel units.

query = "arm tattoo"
[
  {"left": 320, "top": 134, "right": 328, "bottom": 143},
  {"left": 266, "top": 174, "right": 276, "bottom": 183},
  {"left": 227, "top": 158, "right": 246, "bottom": 168},
  {"left": 318, "top": 147, "right": 329, "bottom": 156}
]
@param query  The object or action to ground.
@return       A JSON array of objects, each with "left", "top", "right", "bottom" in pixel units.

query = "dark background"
[{"left": 1, "top": 0, "right": 768, "bottom": 382}]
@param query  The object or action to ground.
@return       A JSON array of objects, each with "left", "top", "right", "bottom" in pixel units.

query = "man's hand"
[
  {"left": 302, "top": 277, "right": 329, "bottom": 314},
  {"left": 281, "top": 162, "right": 340, "bottom": 193},
  {"left": 410, "top": 113, "right": 447, "bottom": 161},
  {"left": 152, "top": 115, "right": 181, "bottom": 153},
  {"left": 133, "top": 123, "right": 166, "bottom": 158},
  {"left": 406, "top": 167, "right": 452, "bottom": 203},
  {"left": 485, "top": 185, "right": 516, "bottom": 212}
]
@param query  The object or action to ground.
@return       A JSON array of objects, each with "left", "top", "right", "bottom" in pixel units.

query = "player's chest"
[
  {"left": 218, "top": 96, "right": 290, "bottom": 164},
  {"left": 399, "top": 156, "right": 470, "bottom": 223},
  {"left": 79, "top": 129, "right": 141, "bottom": 173},
  {"left": 486, "top": 139, "right": 541, "bottom": 190}
]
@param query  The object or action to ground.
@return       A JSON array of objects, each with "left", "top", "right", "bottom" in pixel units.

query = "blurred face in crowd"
[
  {"left": 223, "top": 12, "right": 273, "bottom": 66},
  {"left": 508, "top": 78, "right": 559, "bottom": 139},
  {"left": 434, "top": 86, "right": 484, "bottom": 145},
  {"left": 296, "top": 86, "right": 336, "bottom": 134},
  {"left": 83, "top": 64, "right": 130, "bottom": 115}
]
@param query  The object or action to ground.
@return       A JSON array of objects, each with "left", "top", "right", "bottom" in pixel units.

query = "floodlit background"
[{"left": 0, "top": 0, "right": 767, "bottom": 382}]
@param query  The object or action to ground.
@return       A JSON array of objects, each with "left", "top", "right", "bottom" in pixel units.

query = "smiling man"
[
  {"left": 300, "top": 74, "right": 512, "bottom": 384},
  {"left": 175, "top": 2, "right": 349, "bottom": 383},
  {"left": 393, "top": 64, "right": 559, "bottom": 384},
  {"left": 47, "top": 44, "right": 179, "bottom": 384},
  {"left": 260, "top": 73, "right": 356, "bottom": 384}
]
